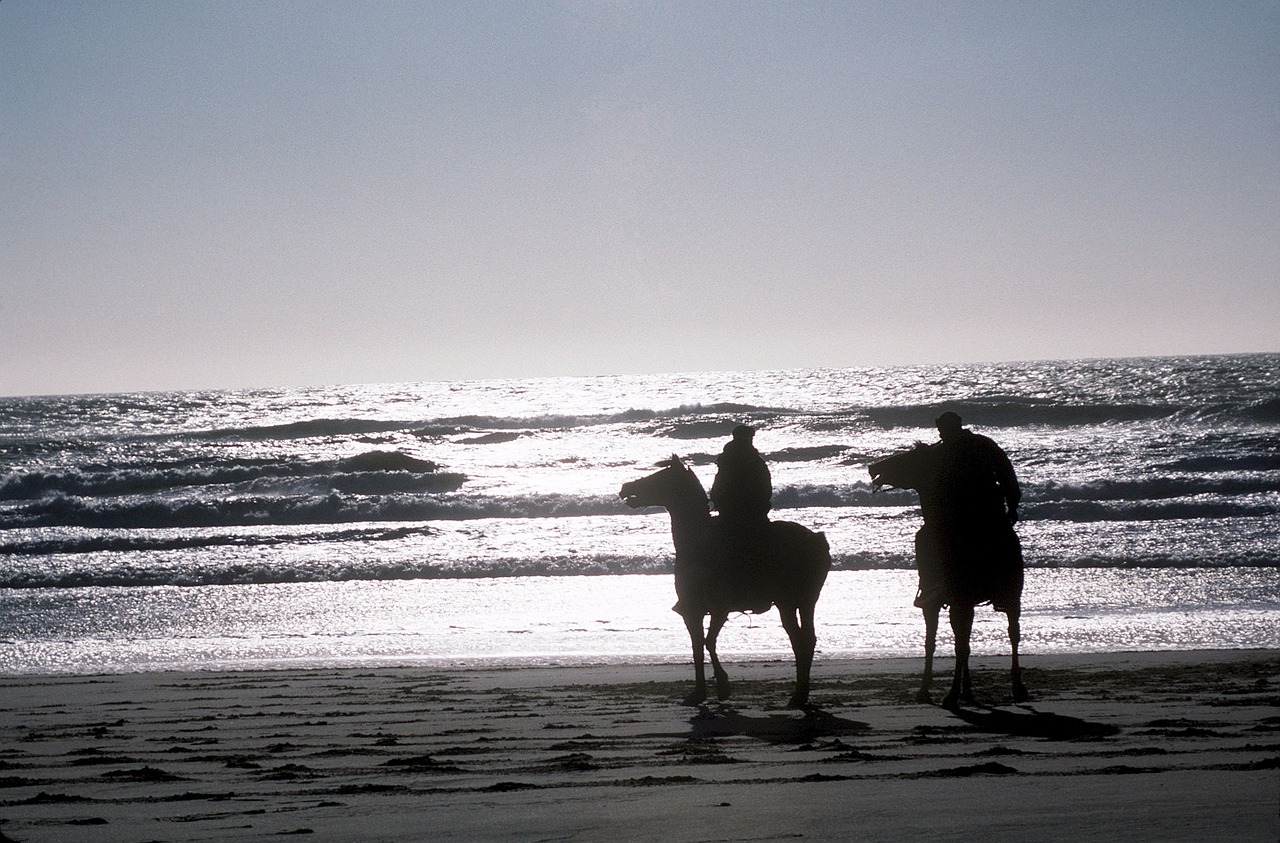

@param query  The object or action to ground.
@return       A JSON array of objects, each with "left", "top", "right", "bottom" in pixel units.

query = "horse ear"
[{"left": 671, "top": 454, "right": 683, "bottom": 468}]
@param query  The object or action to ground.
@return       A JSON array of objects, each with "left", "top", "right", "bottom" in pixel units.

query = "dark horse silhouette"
[
  {"left": 620, "top": 456, "right": 831, "bottom": 708},
  {"left": 869, "top": 443, "right": 1027, "bottom": 708}
]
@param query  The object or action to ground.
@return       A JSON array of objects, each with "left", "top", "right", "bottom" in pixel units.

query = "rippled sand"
[{"left": 1, "top": 650, "right": 1276, "bottom": 842}]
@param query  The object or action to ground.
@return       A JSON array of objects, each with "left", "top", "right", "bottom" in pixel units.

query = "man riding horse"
[
  {"left": 870, "top": 412, "right": 1027, "bottom": 705},
  {"left": 922, "top": 411, "right": 1022, "bottom": 613},
  {"left": 935, "top": 411, "right": 1020, "bottom": 525},
  {"left": 709, "top": 424, "right": 774, "bottom": 613}
]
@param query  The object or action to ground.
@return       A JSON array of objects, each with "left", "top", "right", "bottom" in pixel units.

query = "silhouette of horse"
[
  {"left": 620, "top": 456, "right": 831, "bottom": 708},
  {"left": 869, "top": 443, "right": 1027, "bottom": 708}
]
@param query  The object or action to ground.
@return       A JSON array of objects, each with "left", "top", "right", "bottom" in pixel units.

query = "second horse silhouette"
[{"left": 620, "top": 456, "right": 831, "bottom": 708}]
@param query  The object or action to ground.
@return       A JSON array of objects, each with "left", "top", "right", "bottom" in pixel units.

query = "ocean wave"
[
  {"left": 0, "top": 489, "right": 631, "bottom": 530},
  {"left": 766, "top": 445, "right": 852, "bottom": 463},
  {"left": 1027, "top": 498, "right": 1280, "bottom": 522},
  {"left": 201, "top": 418, "right": 411, "bottom": 441},
  {"left": 180, "top": 402, "right": 795, "bottom": 444},
  {"left": 455, "top": 431, "right": 527, "bottom": 445},
  {"left": 655, "top": 419, "right": 742, "bottom": 440},
  {"left": 779, "top": 477, "right": 1280, "bottom": 517},
  {"left": 335, "top": 451, "right": 442, "bottom": 473},
  {"left": 0, "top": 524, "right": 437, "bottom": 557},
  {"left": 1176, "top": 396, "right": 1280, "bottom": 425},
  {"left": 9, "top": 395, "right": 1272, "bottom": 463},
  {"left": 1, "top": 546, "right": 1272, "bottom": 590},
  {"left": 403, "top": 397, "right": 1279, "bottom": 441},
  {"left": 0, "top": 554, "right": 676, "bottom": 590},
  {"left": 2, "top": 471, "right": 1273, "bottom": 529},
  {"left": 1030, "top": 476, "right": 1280, "bottom": 503},
  {"left": 772, "top": 484, "right": 912, "bottom": 508},
  {"left": 0, "top": 450, "right": 466, "bottom": 503},
  {"left": 859, "top": 399, "right": 1180, "bottom": 430},
  {"left": 1157, "top": 454, "right": 1280, "bottom": 473}
]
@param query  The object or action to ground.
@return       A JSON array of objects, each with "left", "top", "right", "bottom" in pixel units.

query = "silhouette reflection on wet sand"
[
  {"left": 687, "top": 704, "right": 873, "bottom": 745},
  {"left": 946, "top": 704, "right": 1121, "bottom": 740},
  {"left": 679, "top": 698, "right": 1117, "bottom": 752}
]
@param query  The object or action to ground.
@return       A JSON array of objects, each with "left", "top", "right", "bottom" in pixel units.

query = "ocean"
[{"left": 1, "top": 354, "right": 1277, "bottom": 675}]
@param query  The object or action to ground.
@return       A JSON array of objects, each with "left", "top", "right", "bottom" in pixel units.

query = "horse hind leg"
[
  {"left": 706, "top": 612, "right": 731, "bottom": 702},
  {"left": 779, "top": 604, "right": 817, "bottom": 709},
  {"left": 1008, "top": 608, "right": 1029, "bottom": 703},
  {"left": 943, "top": 604, "right": 975, "bottom": 709},
  {"left": 919, "top": 604, "right": 940, "bottom": 704},
  {"left": 796, "top": 602, "right": 819, "bottom": 708},
  {"left": 682, "top": 613, "right": 709, "bottom": 706}
]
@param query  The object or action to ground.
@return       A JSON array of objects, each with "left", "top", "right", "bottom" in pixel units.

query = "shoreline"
[
  {"left": 3, "top": 644, "right": 1277, "bottom": 681},
  {"left": 5, "top": 567, "right": 1278, "bottom": 676},
  {"left": 2, "top": 648, "right": 1277, "bottom": 841}
]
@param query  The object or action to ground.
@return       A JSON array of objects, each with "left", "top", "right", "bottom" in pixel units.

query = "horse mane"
[
  {"left": 868, "top": 442, "right": 935, "bottom": 491},
  {"left": 662, "top": 455, "right": 709, "bottom": 508}
]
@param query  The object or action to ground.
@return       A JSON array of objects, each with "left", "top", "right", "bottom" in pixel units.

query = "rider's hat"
[{"left": 935, "top": 411, "right": 963, "bottom": 432}]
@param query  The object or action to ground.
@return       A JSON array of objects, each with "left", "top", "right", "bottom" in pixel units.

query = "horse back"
[
  {"left": 767, "top": 520, "right": 832, "bottom": 596},
  {"left": 673, "top": 518, "right": 830, "bottom": 616},
  {"left": 768, "top": 517, "right": 827, "bottom": 547}
]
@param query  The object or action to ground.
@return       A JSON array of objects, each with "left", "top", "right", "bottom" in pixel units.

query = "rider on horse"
[
  {"left": 709, "top": 424, "right": 774, "bottom": 612},
  {"left": 928, "top": 411, "right": 1022, "bottom": 611},
  {"left": 934, "top": 411, "right": 1021, "bottom": 527},
  {"left": 710, "top": 424, "right": 772, "bottom": 525}
]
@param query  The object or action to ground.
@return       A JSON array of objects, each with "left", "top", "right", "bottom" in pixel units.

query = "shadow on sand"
[
  {"left": 688, "top": 705, "right": 871, "bottom": 745},
  {"left": 944, "top": 704, "right": 1120, "bottom": 740}
]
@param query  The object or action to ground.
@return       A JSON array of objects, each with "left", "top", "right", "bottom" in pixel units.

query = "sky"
[{"left": 3, "top": 1, "right": 1277, "bottom": 397}]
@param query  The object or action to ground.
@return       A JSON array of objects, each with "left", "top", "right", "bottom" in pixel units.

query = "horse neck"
[
  {"left": 896, "top": 462, "right": 941, "bottom": 523},
  {"left": 915, "top": 488, "right": 944, "bottom": 525},
  {"left": 664, "top": 493, "right": 711, "bottom": 555}
]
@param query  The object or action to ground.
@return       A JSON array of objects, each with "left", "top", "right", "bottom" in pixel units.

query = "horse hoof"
[
  {"left": 682, "top": 690, "right": 707, "bottom": 707},
  {"left": 941, "top": 693, "right": 961, "bottom": 710},
  {"left": 1013, "top": 684, "right": 1030, "bottom": 704},
  {"left": 786, "top": 693, "right": 809, "bottom": 710},
  {"left": 915, "top": 689, "right": 933, "bottom": 705}
]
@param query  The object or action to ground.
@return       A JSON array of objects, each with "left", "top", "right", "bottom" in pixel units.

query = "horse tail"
[
  {"left": 810, "top": 530, "right": 831, "bottom": 570},
  {"left": 779, "top": 523, "right": 831, "bottom": 598}
]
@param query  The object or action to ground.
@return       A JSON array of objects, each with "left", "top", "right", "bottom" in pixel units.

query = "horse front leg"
[
  {"left": 682, "top": 613, "right": 708, "bottom": 706},
  {"left": 919, "top": 604, "right": 940, "bottom": 704},
  {"left": 1008, "top": 608, "right": 1029, "bottom": 703},
  {"left": 943, "top": 604, "right": 975, "bottom": 709},
  {"left": 706, "top": 612, "right": 731, "bottom": 702},
  {"left": 779, "top": 604, "right": 817, "bottom": 709}
]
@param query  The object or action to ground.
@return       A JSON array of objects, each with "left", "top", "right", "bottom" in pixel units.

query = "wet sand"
[{"left": 1, "top": 650, "right": 1276, "bottom": 842}]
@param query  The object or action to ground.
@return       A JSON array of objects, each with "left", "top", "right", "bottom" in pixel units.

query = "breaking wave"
[
  {"left": 0, "top": 543, "right": 1272, "bottom": 590},
  {"left": 0, "top": 449, "right": 465, "bottom": 505},
  {"left": 0, "top": 481, "right": 1273, "bottom": 533}
]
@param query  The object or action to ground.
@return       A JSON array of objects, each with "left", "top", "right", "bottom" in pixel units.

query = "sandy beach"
[{"left": 1, "top": 649, "right": 1276, "bottom": 842}]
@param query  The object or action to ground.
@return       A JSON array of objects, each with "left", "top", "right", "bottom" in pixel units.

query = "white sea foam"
[{"left": 0, "top": 569, "right": 1275, "bottom": 676}]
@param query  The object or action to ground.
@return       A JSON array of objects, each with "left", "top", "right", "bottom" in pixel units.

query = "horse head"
[
  {"left": 868, "top": 442, "right": 936, "bottom": 492},
  {"left": 619, "top": 454, "right": 708, "bottom": 511}
]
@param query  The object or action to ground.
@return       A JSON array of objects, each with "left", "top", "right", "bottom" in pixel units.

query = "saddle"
[
  {"left": 914, "top": 521, "right": 1022, "bottom": 612},
  {"left": 716, "top": 516, "right": 775, "bottom": 614}
]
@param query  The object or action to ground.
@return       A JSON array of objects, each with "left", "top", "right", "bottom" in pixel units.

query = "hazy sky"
[{"left": 3, "top": 2, "right": 1277, "bottom": 397}]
